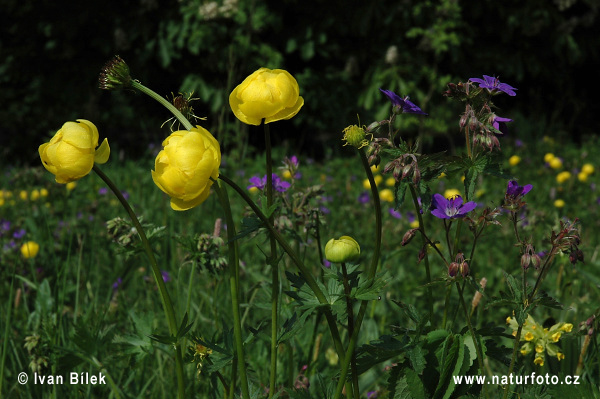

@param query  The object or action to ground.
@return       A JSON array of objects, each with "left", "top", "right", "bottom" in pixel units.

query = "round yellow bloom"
[
  {"left": 444, "top": 188, "right": 461, "bottom": 199},
  {"left": 151, "top": 126, "right": 221, "bottom": 211},
  {"left": 554, "top": 199, "right": 565, "bottom": 208},
  {"left": 561, "top": 323, "right": 573, "bottom": 332},
  {"left": 385, "top": 177, "right": 396, "bottom": 187},
  {"left": 363, "top": 175, "right": 383, "bottom": 189},
  {"left": 410, "top": 220, "right": 420, "bottom": 229},
  {"left": 578, "top": 172, "right": 589, "bottom": 182},
  {"left": 248, "top": 186, "right": 259, "bottom": 195},
  {"left": 524, "top": 332, "right": 534, "bottom": 341},
  {"left": 229, "top": 68, "right": 304, "bottom": 125},
  {"left": 30, "top": 190, "right": 40, "bottom": 201},
  {"left": 325, "top": 236, "right": 360, "bottom": 263},
  {"left": 20, "top": 241, "right": 40, "bottom": 259},
  {"left": 508, "top": 155, "right": 521, "bottom": 166},
  {"left": 544, "top": 153, "right": 555, "bottom": 163},
  {"left": 438, "top": 172, "right": 447, "bottom": 179},
  {"left": 556, "top": 171, "right": 571, "bottom": 184},
  {"left": 66, "top": 182, "right": 77, "bottom": 191},
  {"left": 282, "top": 170, "right": 292, "bottom": 179},
  {"left": 371, "top": 164, "right": 380, "bottom": 173},
  {"left": 39, "top": 119, "right": 110, "bottom": 184},
  {"left": 40, "top": 188, "right": 49, "bottom": 197},
  {"left": 379, "top": 188, "right": 394, "bottom": 203},
  {"left": 581, "top": 163, "right": 594, "bottom": 175},
  {"left": 19, "top": 190, "right": 28, "bottom": 201},
  {"left": 549, "top": 157, "right": 562, "bottom": 169}
]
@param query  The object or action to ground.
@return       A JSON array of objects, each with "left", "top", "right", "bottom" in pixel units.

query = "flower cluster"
[
  {"left": 247, "top": 174, "right": 291, "bottom": 193},
  {"left": 507, "top": 315, "right": 572, "bottom": 366}
]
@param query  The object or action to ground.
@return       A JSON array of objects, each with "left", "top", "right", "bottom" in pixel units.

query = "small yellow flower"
[
  {"left": 556, "top": 171, "right": 571, "bottom": 183},
  {"left": 535, "top": 344, "right": 544, "bottom": 353},
  {"left": 325, "top": 347, "right": 339, "bottom": 366},
  {"left": 40, "top": 188, "right": 49, "bottom": 197},
  {"left": 444, "top": 188, "right": 461, "bottom": 199},
  {"left": 561, "top": 323, "right": 573, "bottom": 332},
  {"left": 0, "top": 198, "right": 4, "bottom": 207},
  {"left": 66, "top": 182, "right": 77, "bottom": 191},
  {"left": 524, "top": 332, "right": 534, "bottom": 341},
  {"left": 282, "top": 170, "right": 292, "bottom": 179},
  {"left": 557, "top": 352, "right": 565, "bottom": 361},
  {"left": 385, "top": 177, "right": 395, "bottom": 187},
  {"left": 20, "top": 241, "right": 40, "bottom": 259},
  {"left": 578, "top": 172, "right": 589, "bottom": 182},
  {"left": 438, "top": 172, "right": 447, "bottom": 179},
  {"left": 544, "top": 153, "right": 555, "bottom": 163},
  {"left": 410, "top": 220, "right": 419, "bottom": 229},
  {"left": 508, "top": 155, "right": 521, "bottom": 166},
  {"left": 460, "top": 175, "right": 466, "bottom": 182},
  {"left": 506, "top": 316, "right": 511, "bottom": 324},
  {"left": 30, "top": 189, "right": 40, "bottom": 201},
  {"left": 362, "top": 175, "right": 383, "bottom": 189},
  {"left": 554, "top": 199, "right": 565, "bottom": 208},
  {"left": 475, "top": 189, "right": 486, "bottom": 198},
  {"left": 581, "top": 163, "right": 594, "bottom": 175},
  {"left": 549, "top": 157, "right": 563, "bottom": 169},
  {"left": 248, "top": 186, "right": 259, "bottom": 194},
  {"left": 379, "top": 188, "right": 394, "bottom": 203},
  {"left": 534, "top": 356, "right": 544, "bottom": 366},
  {"left": 19, "top": 190, "right": 28, "bottom": 201},
  {"left": 551, "top": 332, "right": 561, "bottom": 342},
  {"left": 371, "top": 164, "right": 380, "bottom": 173}
]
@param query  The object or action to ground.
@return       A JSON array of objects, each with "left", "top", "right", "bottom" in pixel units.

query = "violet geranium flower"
[
  {"left": 492, "top": 116, "right": 513, "bottom": 135},
  {"left": 469, "top": 75, "right": 517, "bottom": 96},
  {"left": 379, "top": 89, "right": 428, "bottom": 115},
  {"left": 247, "top": 174, "right": 291, "bottom": 193},
  {"left": 506, "top": 180, "right": 533, "bottom": 199},
  {"left": 430, "top": 194, "right": 477, "bottom": 219}
]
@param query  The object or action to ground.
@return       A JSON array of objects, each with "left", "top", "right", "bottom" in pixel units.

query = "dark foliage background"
[{"left": 1, "top": 0, "right": 598, "bottom": 164}]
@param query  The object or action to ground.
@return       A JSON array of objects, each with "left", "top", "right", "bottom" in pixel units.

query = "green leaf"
[
  {"left": 387, "top": 366, "right": 426, "bottom": 399},
  {"left": 531, "top": 291, "right": 564, "bottom": 310},
  {"left": 232, "top": 216, "right": 264, "bottom": 242},
  {"left": 407, "top": 345, "right": 427, "bottom": 375},
  {"left": 433, "top": 334, "right": 464, "bottom": 399}
]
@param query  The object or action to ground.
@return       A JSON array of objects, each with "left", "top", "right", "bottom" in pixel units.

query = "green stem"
[
  {"left": 341, "top": 263, "right": 360, "bottom": 399},
  {"left": 93, "top": 165, "right": 185, "bottom": 399},
  {"left": 264, "top": 122, "right": 280, "bottom": 398},
  {"left": 131, "top": 80, "right": 194, "bottom": 131},
  {"left": 0, "top": 263, "right": 16, "bottom": 395},
  {"left": 409, "top": 184, "right": 433, "bottom": 317},
  {"left": 213, "top": 180, "right": 251, "bottom": 399},
  {"left": 218, "top": 174, "right": 347, "bottom": 365},
  {"left": 333, "top": 149, "right": 383, "bottom": 399},
  {"left": 464, "top": 125, "right": 472, "bottom": 159},
  {"left": 457, "top": 282, "right": 485, "bottom": 376}
]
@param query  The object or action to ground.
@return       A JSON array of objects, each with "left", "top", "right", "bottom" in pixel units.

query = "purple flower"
[
  {"left": 430, "top": 194, "right": 477, "bottom": 219},
  {"left": 247, "top": 174, "right": 291, "bottom": 193},
  {"left": 358, "top": 191, "right": 370, "bottom": 204},
  {"left": 379, "top": 89, "right": 428, "bottom": 115},
  {"left": 389, "top": 208, "right": 402, "bottom": 219},
  {"left": 492, "top": 116, "right": 513, "bottom": 135},
  {"left": 470, "top": 75, "right": 517, "bottom": 96},
  {"left": 161, "top": 270, "right": 171, "bottom": 282},
  {"left": 323, "top": 260, "right": 331, "bottom": 269},
  {"left": 506, "top": 180, "right": 533, "bottom": 199},
  {"left": 112, "top": 277, "right": 122, "bottom": 291},
  {"left": 1, "top": 219, "right": 11, "bottom": 232},
  {"left": 98, "top": 187, "right": 108, "bottom": 195},
  {"left": 121, "top": 191, "right": 130, "bottom": 200},
  {"left": 247, "top": 175, "right": 266, "bottom": 191},
  {"left": 13, "top": 229, "right": 26, "bottom": 239}
]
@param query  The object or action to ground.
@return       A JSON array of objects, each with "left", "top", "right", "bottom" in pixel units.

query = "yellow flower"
[
  {"left": 248, "top": 186, "right": 259, "bottom": 194},
  {"left": 379, "top": 188, "right": 394, "bottom": 203},
  {"left": 506, "top": 316, "right": 512, "bottom": 324},
  {"left": 151, "top": 126, "right": 221, "bottom": 211},
  {"left": 533, "top": 356, "right": 544, "bottom": 366},
  {"left": 549, "top": 157, "right": 563, "bottom": 169},
  {"left": 19, "top": 190, "right": 28, "bottom": 201},
  {"left": 66, "top": 182, "right": 77, "bottom": 191},
  {"left": 282, "top": 170, "right": 292, "bottom": 179},
  {"left": 524, "top": 332, "right": 534, "bottom": 341},
  {"left": 39, "top": 119, "right": 110, "bottom": 184},
  {"left": 371, "top": 164, "right": 380, "bottom": 173},
  {"left": 30, "top": 189, "right": 40, "bottom": 201},
  {"left": 578, "top": 172, "right": 589, "bottom": 182},
  {"left": 551, "top": 332, "right": 561, "bottom": 342},
  {"left": 544, "top": 153, "right": 555, "bottom": 163},
  {"left": 229, "top": 68, "right": 304, "bottom": 125},
  {"left": 557, "top": 352, "right": 565, "bottom": 361},
  {"left": 385, "top": 177, "right": 396, "bottom": 187},
  {"left": 438, "top": 172, "right": 446, "bottom": 179},
  {"left": 325, "top": 347, "right": 339, "bottom": 366},
  {"left": 556, "top": 171, "right": 571, "bottom": 183},
  {"left": 581, "top": 163, "right": 594, "bottom": 175},
  {"left": 20, "top": 241, "right": 40, "bottom": 259},
  {"left": 554, "top": 199, "right": 565, "bottom": 208},
  {"left": 508, "top": 155, "right": 521, "bottom": 166},
  {"left": 444, "top": 188, "right": 461, "bottom": 199},
  {"left": 410, "top": 220, "right": 419, "bottom": 229},
  {"left": 325, "top": 236, "right": 360, "bottom": 263},
  {"left": 561, "top": 323, "right": 573, "bottom": 332},
  {"left": 40, "top": 188, "right": 49, "bottom": 197},
  {"left": 363, "top": 175, "right": 382, "bottom": 189},
  {"left": 0, "top": 198, "right": 4, "bottom": 207},
  {"left": 535, "top": 344, "right": 544, "bottom": 353}
]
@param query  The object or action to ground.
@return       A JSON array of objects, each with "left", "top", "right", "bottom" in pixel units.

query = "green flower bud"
[{"left": 325, "top": 236, "right": 360, "bottom": 263}]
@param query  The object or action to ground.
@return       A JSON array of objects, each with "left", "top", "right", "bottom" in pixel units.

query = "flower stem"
[
  {"left": 456, "top": 282, "right": 485, "bottom": 377},
  {"left": 213, "top": 180, "right": 251, "bottom": 399},
  {"left": 92, "top": 165, "right": 185, "bottom": 399},
  {"left": 217, "top": 174, "right": 347, "bottom": 364},
  {"left": 464, "top": 125, "right": 472, "bottom": 159},
  {"left": 131, "top": 80, "right": 194, "bottom": 131},
  {"left": 264, "top": 122, "right": 280, "bottom": 398},
  {"left": 409, "top": 184, "right": 433, "bottom": 317},
  {"left": 341, "top": 263, "right": 360, "bottom": 398}
]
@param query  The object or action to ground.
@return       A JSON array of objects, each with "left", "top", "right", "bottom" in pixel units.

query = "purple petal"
[
  {"left": 431, "top": 209, "right": 450, "bottom": 219},
  {"left": 521, "top": 184, "right": 533, "bottom": 196},
  {"left": 402, "top": 97, "right": 428, "bottom": 115},
  {"left": 379, "top": 88, "right": 403, "bottom": 106},
  {"left": 458, "top": 201, "right": 477, "bottom": 215}
]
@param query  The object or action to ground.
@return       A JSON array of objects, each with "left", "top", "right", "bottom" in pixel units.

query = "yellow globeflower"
[
  {"left": 410, "top": 220, "right": 419, "bottom": 229},
  {"left": 544, "top": 153, "right": 555, "bottom": 163},
  {"left": 152, "top": 126, "right": 221, "bottom": 211},
  {"left": 556, "top": 171, "right": 571, "bottom": 184},
  {"left": 39, "top": 119, "right": 110, "bottom": 184},
  {"left": 282, "top": 170, "right": 292, "bottom": 179},
  {"left": 379, "top": 188, "right": 394, "bottom": 203},
  {"left": 30, "top": 189, "right": 40, "bottom": 201},
  {"left": 577, "top": 172, "right": 588, "bottom": 182},
  {"left": 581, "top": 163, "right": 594, "bottom": 175},
  {"left": 508, "top": 155, "right": 521, "bottom": 166},
  {"left": 554, "top": 199, "right": 565, "bottom": 208},
  {"left": 40, "top": 188, "right": 49, "bottom": 197},
  {"left": 444, "top": 188, "right": 461, "bottom": 199},
  {"left": 325, "top": 236, "right": 360, "bottom": 263},
  {"left": 66, "top": 182, "right": 77, "bottom": 191},
  {"left": 229, "top": 68, "right": 304, "bottom": 125},
  {"left": 370, "top": 164, "right": 380, "bottom": 173},
  {"left": 363, "top": 175, "right": 383, "bottom": 189},
  {"left": 385, "top": 177, "right": 396, "bottom": 187},
  {"left": 19, "top": 190, "right": 28, "bottom": 201},
  {"left": 549, "top": 157, "right": 562, "bottom": 169},
  {"left": 20, "top": 241, "right": 40, "bottom": 259},
  {"left": 248, "top": 186, "right": 259, "bottom": 195}
]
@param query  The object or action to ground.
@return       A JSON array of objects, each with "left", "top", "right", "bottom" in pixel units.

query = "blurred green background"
[{"left": 2, "top": 0, "right": 599, "bottom": 164}]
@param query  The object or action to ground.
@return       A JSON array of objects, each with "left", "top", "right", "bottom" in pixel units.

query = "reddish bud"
[{"left": 401, "top": 228, "right": 419, "bottom": 246}]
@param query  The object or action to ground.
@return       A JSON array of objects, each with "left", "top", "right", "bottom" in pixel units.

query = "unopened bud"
[
  {"left": 401, "top": 164, "right": 413, "bottom": 180},
  {"left": 412, "top": 168, "right": 421, "bottom": 185},
  {"left": 401, "top": 228, "right": 419, "bottom": 246},
  {"left": 521, "top": 253, "right": 531, "bottom": 269},
  {"left": 469, "top": 117, "right": 479, "bottom": 131},
  {"left": 448, "top": 262, "right": 459, "bottom": 277},
  {"left": 366, "top": 121, "right": 382, "bottom": 132},
  {"left": 459, "top": 114, "right": 468, "bottom": 128},
  {"left": 531, "top": 254, "right": 542, "bottom": 269},
  {"left": 417, "top": 247, "right": 426, "bottom": 263},
  {"left": 460, "top": 262, "right": 469, "bottom": 277}
]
